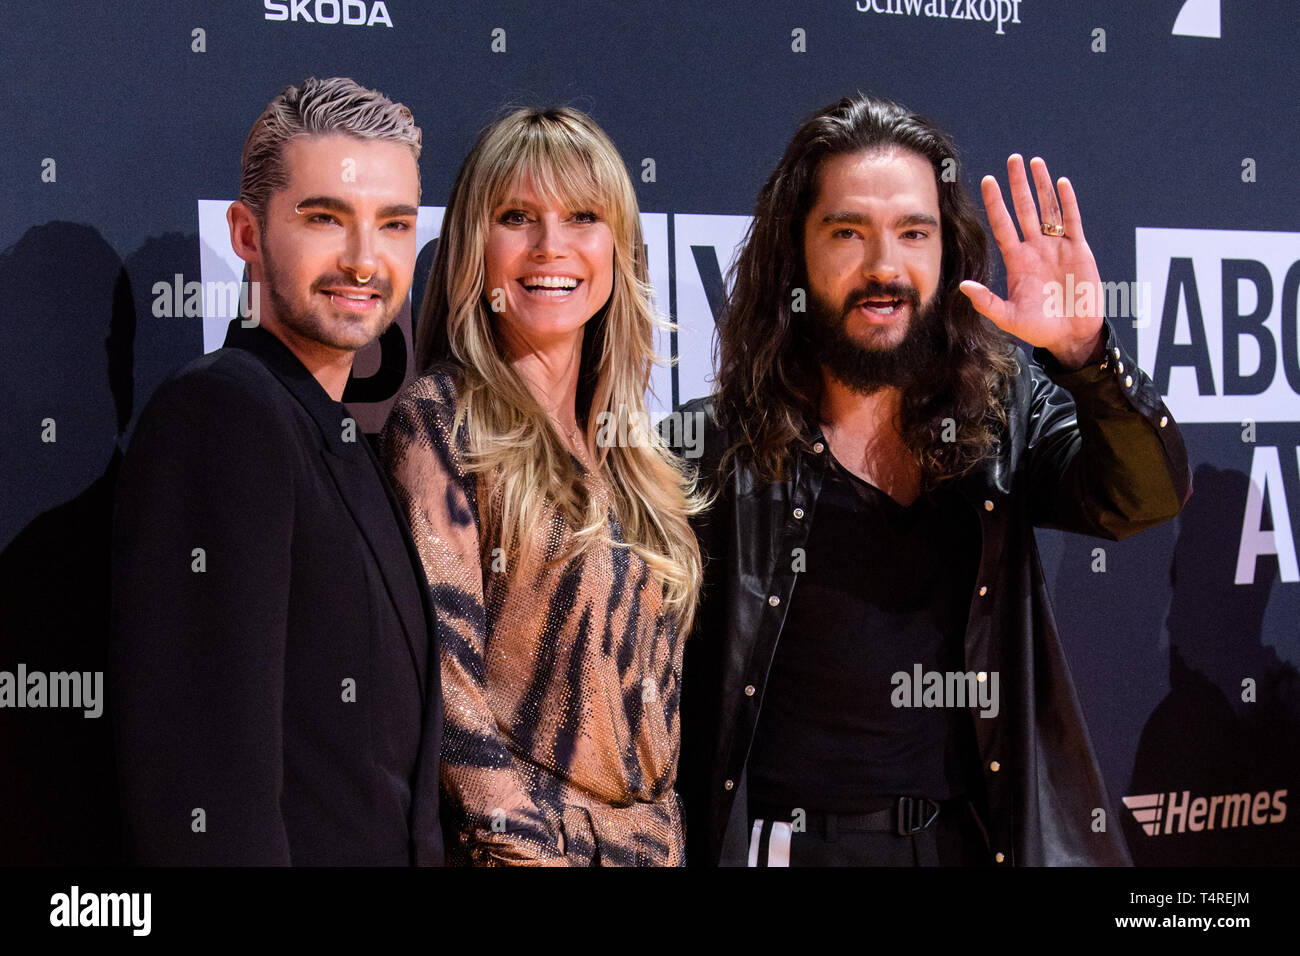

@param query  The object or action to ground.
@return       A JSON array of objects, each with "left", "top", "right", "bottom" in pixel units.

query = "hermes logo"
[{"left": 1123, "top": 788, "right": 1286, "bottom": 836}]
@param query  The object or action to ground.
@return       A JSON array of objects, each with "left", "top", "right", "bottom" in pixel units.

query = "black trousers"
[{"left": 747, "top": 798, "right": 992, "bottom": 867}]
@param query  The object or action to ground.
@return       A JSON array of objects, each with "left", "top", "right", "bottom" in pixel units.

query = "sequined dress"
[{"left": 380, "top": 367, "right": 685, "bottom": 866}]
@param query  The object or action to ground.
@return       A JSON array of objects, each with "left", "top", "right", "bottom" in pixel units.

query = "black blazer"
[{"left": 110, "top": 320, "right": 443, "bottom": 865}]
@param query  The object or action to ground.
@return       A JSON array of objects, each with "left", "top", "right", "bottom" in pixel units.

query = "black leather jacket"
[{"left": 664, "top": 319, "right": 1192, "bottom": 866}]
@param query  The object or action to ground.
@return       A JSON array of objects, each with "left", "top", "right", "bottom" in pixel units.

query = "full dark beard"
[{"left": 806, "top": 281, "right": 946, "bottom": 394}]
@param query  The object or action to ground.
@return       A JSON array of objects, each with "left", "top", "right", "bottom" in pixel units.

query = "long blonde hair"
[{"left": 414, "top": 106, "right": 703, "bottom": 632}]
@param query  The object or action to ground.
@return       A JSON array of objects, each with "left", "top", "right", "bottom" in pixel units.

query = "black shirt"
[{"left": 746, "top": 452, "right": 982, "bottom": 814}]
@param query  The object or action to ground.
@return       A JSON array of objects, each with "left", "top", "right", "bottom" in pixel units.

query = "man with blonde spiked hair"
[{"left": 111, "top": 77, "right": 443, "bottom": 865}]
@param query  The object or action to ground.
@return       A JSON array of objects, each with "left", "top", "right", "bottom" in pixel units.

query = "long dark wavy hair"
[{"left": 715, "top": 94, "right": 1019, "bottom": 488}]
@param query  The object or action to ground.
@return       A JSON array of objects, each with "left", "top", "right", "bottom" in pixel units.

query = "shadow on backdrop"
[
  {"left": 1124, "top": 464, "right": 1300, "bottom": 865},
  {"left": 0, "top": 223, "right": 201, "bottom": 864}
]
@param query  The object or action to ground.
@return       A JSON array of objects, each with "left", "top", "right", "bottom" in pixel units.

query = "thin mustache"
[{"left": 314, "top": 276, "right": 392, "bottom": 295}]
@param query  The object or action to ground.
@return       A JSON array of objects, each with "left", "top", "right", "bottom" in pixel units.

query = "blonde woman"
[{"left": 381, "top": 107, "right": 702, "bottom": 866}]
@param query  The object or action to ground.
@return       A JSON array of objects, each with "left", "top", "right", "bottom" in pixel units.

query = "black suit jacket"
[{"left": 110, "top": 320, "right": 443, "bottom": 865}]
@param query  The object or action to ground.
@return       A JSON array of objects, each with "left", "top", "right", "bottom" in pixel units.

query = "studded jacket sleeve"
[{"left": 1023, "top": 319, "right": 1192, "bottom": 538}]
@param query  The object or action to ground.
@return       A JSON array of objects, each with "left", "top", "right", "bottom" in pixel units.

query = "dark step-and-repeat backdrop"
[{"left": 1, "top": 0, "right": 1296, "bottom": 875}]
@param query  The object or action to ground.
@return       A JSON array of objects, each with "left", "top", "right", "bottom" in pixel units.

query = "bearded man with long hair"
[{"left": 665, "top": 95, "right": 1191, "bottom": 867}]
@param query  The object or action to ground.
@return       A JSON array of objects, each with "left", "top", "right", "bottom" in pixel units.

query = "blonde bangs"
[
  {"left": 413, "top": 106, "right": 703, "bottom": 633},
  {"left": 485, "top": 123, "right": 629, "bottom": 239}
]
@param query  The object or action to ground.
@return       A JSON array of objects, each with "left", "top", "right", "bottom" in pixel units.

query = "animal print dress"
[{"left": 381, "top": 367, "right": 685, "bottom": 866}]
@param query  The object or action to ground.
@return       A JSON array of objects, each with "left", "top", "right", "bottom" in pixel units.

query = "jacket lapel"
[
  {"left": 221, "top": 319, "right": 428, "bottom": 694},
  {"left": 318, "top": 446, "right": 427, "bottom": 695}
]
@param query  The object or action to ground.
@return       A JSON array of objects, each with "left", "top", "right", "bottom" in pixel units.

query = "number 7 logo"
[{"left": 1173, "top": 0, "right": 1221, "bottom": 38}]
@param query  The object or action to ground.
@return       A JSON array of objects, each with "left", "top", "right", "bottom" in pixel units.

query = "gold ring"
[{"left": 1040, "top": 222, "right": 1065, "bottom": 238}]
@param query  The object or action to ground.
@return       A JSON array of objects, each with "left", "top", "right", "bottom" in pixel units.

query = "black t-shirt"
[{"left": 746, "top": 453, "right": 983, "bottom": 814}]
